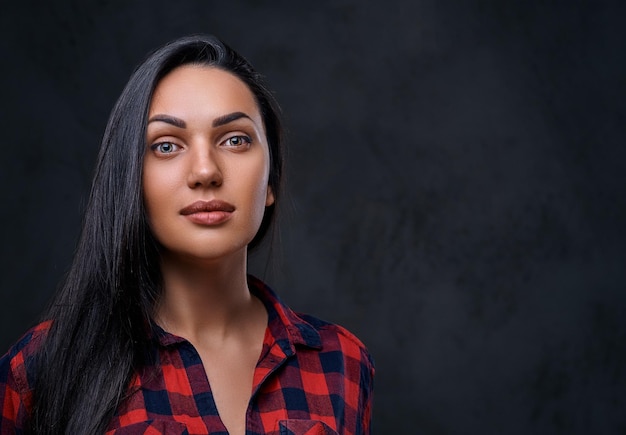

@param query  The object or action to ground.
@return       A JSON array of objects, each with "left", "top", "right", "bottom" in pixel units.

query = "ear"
[{"left": 265, "top": 185, "right": 275, "bottom": 207}]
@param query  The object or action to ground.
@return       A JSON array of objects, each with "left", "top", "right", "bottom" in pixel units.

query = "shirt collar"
[{"left": 248, "top": 275, "right": 322, "bottom": 353}]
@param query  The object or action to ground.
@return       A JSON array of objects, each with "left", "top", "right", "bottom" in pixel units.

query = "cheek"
[
  {"left": 143, "top": 161, "right": 181, "bottom": 196},
  {"left": 250, "top": 164, "right": 271, "bottom": 203},
  {"left": 236, "top": 162, "right": 271, "bottom": 219},
  {"left": 142, "top": 166, "right": 176, "bottom": 225}
]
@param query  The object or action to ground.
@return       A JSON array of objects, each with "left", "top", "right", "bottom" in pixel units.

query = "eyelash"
[
  {"left": 223, "top": 135, "right": 252, "bottom": 148},
  {"left": 149, "top": 135, "right": 252, "bottom": 155},
  {"left": 150, "top": 142, "right": 180, "bottom": 154}
]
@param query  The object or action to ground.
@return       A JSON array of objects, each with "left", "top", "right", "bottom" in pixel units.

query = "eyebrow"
[
  {"left": 147, "top": 112, "right": 253, "bottom": 129},
  {"left": 212, "top": 111, "right": 253, "bottom": 127},
  {"left": 147, "top": 114, "right": 186, "bottom": 128}
]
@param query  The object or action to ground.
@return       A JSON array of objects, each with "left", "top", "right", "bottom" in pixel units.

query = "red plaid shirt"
[{"left": 0, "top": 277, "right": 374, "bottom": 434}]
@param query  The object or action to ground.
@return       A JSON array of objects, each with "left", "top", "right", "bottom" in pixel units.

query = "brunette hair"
[{"left": 30, "top": 35, "right": 283, "bottom": 434}]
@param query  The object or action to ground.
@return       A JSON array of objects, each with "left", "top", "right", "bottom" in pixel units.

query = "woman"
[{"left": 0, "top": 35, "right": 373, "bottom": 434}]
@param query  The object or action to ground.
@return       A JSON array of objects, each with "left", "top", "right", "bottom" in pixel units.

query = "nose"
[{"left": 187, "top": 146, "right": 223, "bottom": 189}]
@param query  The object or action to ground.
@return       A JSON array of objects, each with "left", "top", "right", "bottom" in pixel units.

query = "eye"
[
  {"left": 151, "top": 142, "right": 180, "bottom": 154},
  {"left": 223, "top": 135, "right": 252, "bottom": 148}
]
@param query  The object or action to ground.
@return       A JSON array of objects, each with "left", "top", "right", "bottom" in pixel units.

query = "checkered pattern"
[
  {"left": 0, "top": 277, "right": 374, "bottom": 434},
  {"left": 0, "top": 320, "right": 49, "bottom": 435}
]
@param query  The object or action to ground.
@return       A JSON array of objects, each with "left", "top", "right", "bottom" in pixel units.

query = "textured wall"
[{"left": 1, "top": 1, "right": 624, "bottom": 433}]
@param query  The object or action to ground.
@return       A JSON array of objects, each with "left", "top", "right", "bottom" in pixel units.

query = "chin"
[{"left": 161, "top": 238, "right": 252, "bottom": 264}]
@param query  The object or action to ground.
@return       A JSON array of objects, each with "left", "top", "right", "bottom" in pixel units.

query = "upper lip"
[{"left": 180, "top": 200, "right": 236, "bottom": 215}]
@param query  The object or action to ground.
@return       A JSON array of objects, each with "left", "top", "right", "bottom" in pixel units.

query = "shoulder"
[
  {"left": 2, "top": 321, "right": 51, "bottom": 361},
  {"left": 296, "top": 312, "right": 376, "bottom": 398},
  {"left": 0, "top": 321, "right": 51, "bottom": 428},
  {"left": 0, "top": 321, "right": 51, "bottom": 390},
  {"left": 249, "top": 275, "right": 375, "bottom": 376},
  {"left": 298, "top": 313, "right": 374, "bottom": 368}
]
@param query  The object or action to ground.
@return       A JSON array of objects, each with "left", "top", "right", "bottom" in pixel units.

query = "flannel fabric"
[{"left": 0, "top": 276, "right": 374, "bottom": 434}]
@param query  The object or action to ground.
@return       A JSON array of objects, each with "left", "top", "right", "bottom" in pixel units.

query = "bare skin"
[
  {"left": 156, "top": 252, "right": 267, "bottom": 435},
  {"left": 143, "top": 66, "right": 275, "bottom": 435}
]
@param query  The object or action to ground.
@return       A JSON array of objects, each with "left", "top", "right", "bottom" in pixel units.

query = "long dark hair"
[{"left": 30, "top": 35, "right": 283, "bottom": 434}]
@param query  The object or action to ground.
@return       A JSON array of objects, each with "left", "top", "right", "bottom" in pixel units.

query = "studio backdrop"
[{"left": 1, "top": 1, "right": 624, "bottom": 433}]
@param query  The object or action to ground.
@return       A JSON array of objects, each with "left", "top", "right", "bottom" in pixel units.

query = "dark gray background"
[{"left": 1, "top": 1, "right": 624, "bottom": 433}]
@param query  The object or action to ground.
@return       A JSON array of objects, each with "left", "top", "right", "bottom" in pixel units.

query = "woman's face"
[{"left": 143, "top": 65, "right": 274, "bottom": 263}]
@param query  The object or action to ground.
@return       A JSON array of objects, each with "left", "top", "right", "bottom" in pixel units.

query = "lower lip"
[{"left": 184, "top": 211, "right": 233, "bottom": 225}]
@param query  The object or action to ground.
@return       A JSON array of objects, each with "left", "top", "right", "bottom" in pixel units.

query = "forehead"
[{"left": 149, "top": 65, "right": 261, "bottom": 119}]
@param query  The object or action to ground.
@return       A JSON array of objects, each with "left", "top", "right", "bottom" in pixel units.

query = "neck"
[{"left": 155, "top": 249, "right": 259, "bottom": 344}]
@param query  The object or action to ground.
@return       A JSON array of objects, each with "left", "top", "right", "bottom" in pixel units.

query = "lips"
[{"left": 180, "top": 200, "right": 235, "bottom": 225}]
